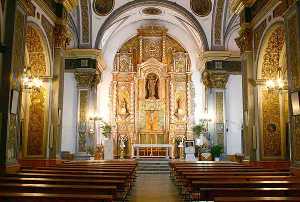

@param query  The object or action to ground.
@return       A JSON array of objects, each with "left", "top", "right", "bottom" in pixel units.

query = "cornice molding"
[
  {"left": 65, "top": 49, "right": 106, "bottom": 72},
  {"left": 201, "top": 51, "right": 241, "bottom": 63},
  {"left": 231, "top": 0, "right": 256, "bottom": 14},
  {"left": 250, "top": 0, "right": 281, "bottom": 27},
  {"left": 57, "top": 0, "right": 78, "bottom": 12},
  {"left": 33, "top": 0, "right": 58, "bottom": 23}
]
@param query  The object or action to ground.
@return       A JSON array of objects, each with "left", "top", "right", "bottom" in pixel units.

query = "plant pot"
[{"left": 214, "top": 157, "right": 220, "bottom": 161}]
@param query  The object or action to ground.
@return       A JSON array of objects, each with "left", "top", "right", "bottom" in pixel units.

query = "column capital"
[
  {"left": 235, "top": 26, "right": 253, "bottom": 53},
  {"left": 74, "top": 69, "right": 100, "bottom": 88},
  {"left": 202, "top": 70, "right": 229, "bottom": 89}
]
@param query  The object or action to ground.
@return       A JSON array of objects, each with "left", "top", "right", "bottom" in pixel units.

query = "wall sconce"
[
  {"left": 265, "top": 77, "right": 287, "bottom": 91},
  {"left": 22, "top": 66, "right": 43, "bottom": 90}
]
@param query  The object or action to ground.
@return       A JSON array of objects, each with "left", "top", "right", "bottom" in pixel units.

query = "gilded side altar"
[{"left": 111, "top": 26, "right": 193, "bottom": 157}]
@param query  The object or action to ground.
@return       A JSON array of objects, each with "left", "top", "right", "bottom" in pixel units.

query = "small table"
[{"left": 132, "top": 144, "right": 172, "bottom": 158}]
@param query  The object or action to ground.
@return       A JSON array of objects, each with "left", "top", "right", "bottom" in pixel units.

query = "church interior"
[{"left": 1, "top": 0, "right": 300, "bottom": 201}]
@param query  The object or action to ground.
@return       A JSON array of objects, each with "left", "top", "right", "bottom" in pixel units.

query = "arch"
[
  {"left": 26, "top": 19, "right": 53, "bottom": 69},
  {"left": 256, "top": 22, "right": 288, "bottom": 160},
  {"left": 0, "top": 0, "right": 3, "bottom": 43},
  {"left": 94, "top": 0, "right": 209, "bottom": 50},
  {"left": 22, "top": 24, "right": 51, "bottom": 158}
]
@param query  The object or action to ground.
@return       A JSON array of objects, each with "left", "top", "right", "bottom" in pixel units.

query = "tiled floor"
[{"left": 130, "top": 174, "right": 181, "bottom": 202}]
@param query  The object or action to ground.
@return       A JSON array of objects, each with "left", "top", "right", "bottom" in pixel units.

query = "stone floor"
[{"left": 130, "top": 174, "right": 182, "bottom": 202}]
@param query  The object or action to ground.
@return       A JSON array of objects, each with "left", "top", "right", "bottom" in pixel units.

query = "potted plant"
[
  {"left": 211, "top": 144, "right": 223, "bottom": 161},
  {"left": 192, "top": 121, "right": 206, "bottom": 137},
  {"left": 101, "top": 123, "right": 112, "bottom": 139}
]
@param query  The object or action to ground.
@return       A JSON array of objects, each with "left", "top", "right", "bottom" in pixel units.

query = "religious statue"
[
  {"left": 120, "top": 138, "right": 126, "bottom": 159},
  {"left": 119, "top": 98, "right": 129, "bottom": 116},
  {"left": 146, "top": 73, "right": 159, "bottom": 99},
  {"left": 94, "top": 144, "right": 104, "bottom": 160},
  {"left": 175, "top": 97, "right": 184, "bottom": 118}
]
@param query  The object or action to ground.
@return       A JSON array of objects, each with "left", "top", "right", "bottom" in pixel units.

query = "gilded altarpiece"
[
  {"left": 259, "top": 27, "right": 287, "bottom": 160},
  {"left": 112, "top": 26, "right": 192, "bottom": 156},
  {"left": 22, "top": 26, "right": 50, "bottom": 158}
]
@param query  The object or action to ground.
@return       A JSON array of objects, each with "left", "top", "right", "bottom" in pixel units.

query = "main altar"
[{"left": 111, "top": 26, "right": 194, "bottom": 158}]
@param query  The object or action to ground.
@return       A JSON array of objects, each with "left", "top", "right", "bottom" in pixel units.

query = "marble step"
[
  {"left": 138, "top": 165, "right": 169, "bottom": 168},
  {"left": 136, "top": 158, "right": 169, "bottom": 161},
  {"left": 138, "top": 161, "right": 169, "bottom": 164},
  {"left": 138, "top": 167, "right": 169, "bottom": 170},
  {"left": 136, "top": 170, "right": 170, "bottom": 174},
  {"left": 138, "top": 163, "right": 169, "bottom": 167}
]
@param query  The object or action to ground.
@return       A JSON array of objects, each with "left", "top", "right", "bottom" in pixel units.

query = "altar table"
[{"left": 132, "top": 144, "right": 172, "bottom": 158}]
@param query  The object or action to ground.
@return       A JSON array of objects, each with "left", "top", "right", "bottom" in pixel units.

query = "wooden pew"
[
  {"left": 192, "top": 187, "right": 300, "bottom": 201},
  {"left": 171, "top": 160, "right": 300, "bottom": 202},
  {"left": 214, "top": 196, "right": 300, "bottom": 201},
  {"left": 21, "top": 169, "right": 131, "bottom": 176},
  {"left": 6, "top": 172, "right": 128, "bottom": 180},
  {"left": 15, "top": 160, "right": 137, "bottom": 201},
  {"left": 0, "top": 183, "right": 117, "bottom": 195},
  {"left": 0, "top": 192, "right": 113, "bottom": 202}
]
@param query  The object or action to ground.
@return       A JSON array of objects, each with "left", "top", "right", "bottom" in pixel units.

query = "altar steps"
[{"left": 136, "top": 159, "right": 170, "bottom": 174}]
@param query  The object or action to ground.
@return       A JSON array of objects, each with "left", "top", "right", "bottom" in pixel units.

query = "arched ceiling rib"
[{"left": 94, "top": 0, "right": 209, "bottom": 51}]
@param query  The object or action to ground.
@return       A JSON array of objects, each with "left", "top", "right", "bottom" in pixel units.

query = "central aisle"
[{"left": 130, "top": 174, "right": 181, "bottom": 202}]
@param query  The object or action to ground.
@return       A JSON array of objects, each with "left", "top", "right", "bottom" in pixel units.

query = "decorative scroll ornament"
[
  {"left": 59, "top": 0, "right": 78, "bottom": 12},
  {"left": 235, "top": 27, "right": 252, "bottom": 53},
  {"left": 19, "top": 0, "right": 35, "bottom": 16},
  {"left": 54, "top": 23, "right": 72, "bottom": 49},
  {"left": 142, "top": 7, "right": 162, "bottom": 15}
]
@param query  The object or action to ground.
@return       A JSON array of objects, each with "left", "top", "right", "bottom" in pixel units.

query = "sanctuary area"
[{"left": 0, "top": 0, "right": 300, "bottom": 201}]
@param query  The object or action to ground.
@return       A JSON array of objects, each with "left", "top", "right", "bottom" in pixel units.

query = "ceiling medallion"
[
  {"left": 93, "top": 0, "right": 114, "bottom": 16},
  {"left": 190, "top": 0, "right": 212, "bottom": 17},
  {"left": 142, "top": 7, "right": 162, "bottom": 15}
]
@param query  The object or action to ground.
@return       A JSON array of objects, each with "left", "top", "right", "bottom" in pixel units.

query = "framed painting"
[
  {"left": 190, "top": 0, "right": 212, "bottom": 17},
  {"left": 93, "top": 0, "right": 114, "bottom": 16}
]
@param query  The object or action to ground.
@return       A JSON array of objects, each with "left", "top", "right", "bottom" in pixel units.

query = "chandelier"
[
  {"left": 22, "top": 66, "right": 43, "bottom": 90},
  {"left": 264, "top": 64, "right": 287, "bottom": 90}
]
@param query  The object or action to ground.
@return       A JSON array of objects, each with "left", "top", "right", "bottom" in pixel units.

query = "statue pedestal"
[
  {"left": 104, "top": 139, "right": 114, "bottom": 160},
  {"left": 74, "top": 152, "right": 91, "bottom": 160}
]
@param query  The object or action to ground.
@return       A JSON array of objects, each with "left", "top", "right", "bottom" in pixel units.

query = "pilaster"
[
  {"left": 203, "top": 70, "right": 229, "bottom": 148},
  {"left": 0, "top": 0, "right": 21, "bottom": 173},
  {"left": 285, "top": 0, "right": 300, "bottom": 175},
  {"left": 65, "top": 49, "right": 104, "bottom": 159},
  {"left": 236, "top": 23, "right": 256, "bottom": 160}
]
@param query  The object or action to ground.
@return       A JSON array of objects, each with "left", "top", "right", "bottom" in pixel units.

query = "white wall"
[
  {"left": 61, "top": 72, "right": 77, "bottom": 153},
  {"left": 225, "top": 75, "right": 243, "bottom": 154}
]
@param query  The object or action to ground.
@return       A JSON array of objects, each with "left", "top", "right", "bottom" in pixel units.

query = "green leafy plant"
[
  {"left": 192, "top": 121, "right": 206, "bottom": 137},
  {"left": 86, "top": 146, "right": 95, "bottom": 156},
  {"left": 101, "top": 123, "right": 112, "bottom": 138},
  {"left": 211, "top": 144, "right": 223, "bottom": 158}
]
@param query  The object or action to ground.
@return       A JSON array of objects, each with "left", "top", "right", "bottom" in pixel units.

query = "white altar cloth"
[{"left": 132, "top": 144, "right": 172, "bottom": 158}]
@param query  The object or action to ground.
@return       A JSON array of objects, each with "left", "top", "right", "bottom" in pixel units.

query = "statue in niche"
[
  {"left": 119, "top": 98, "right": 129, "bottom": 116},
  {"left": 146, "top": 73, "right": 159, "bottom": 99},
  {"left": 175, "top": 97, "right": 185, "bottom": 117}
]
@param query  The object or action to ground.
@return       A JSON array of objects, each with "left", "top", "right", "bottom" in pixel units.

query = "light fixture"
[
  {"left": 22, "top": 66, "right": 43, "bottom": 90},
  {"left": 265, "top": 68, "right": 287, "bottom": 91},
  {"left": 265, "top": 33, "right": 287, "bottom": 91}
]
